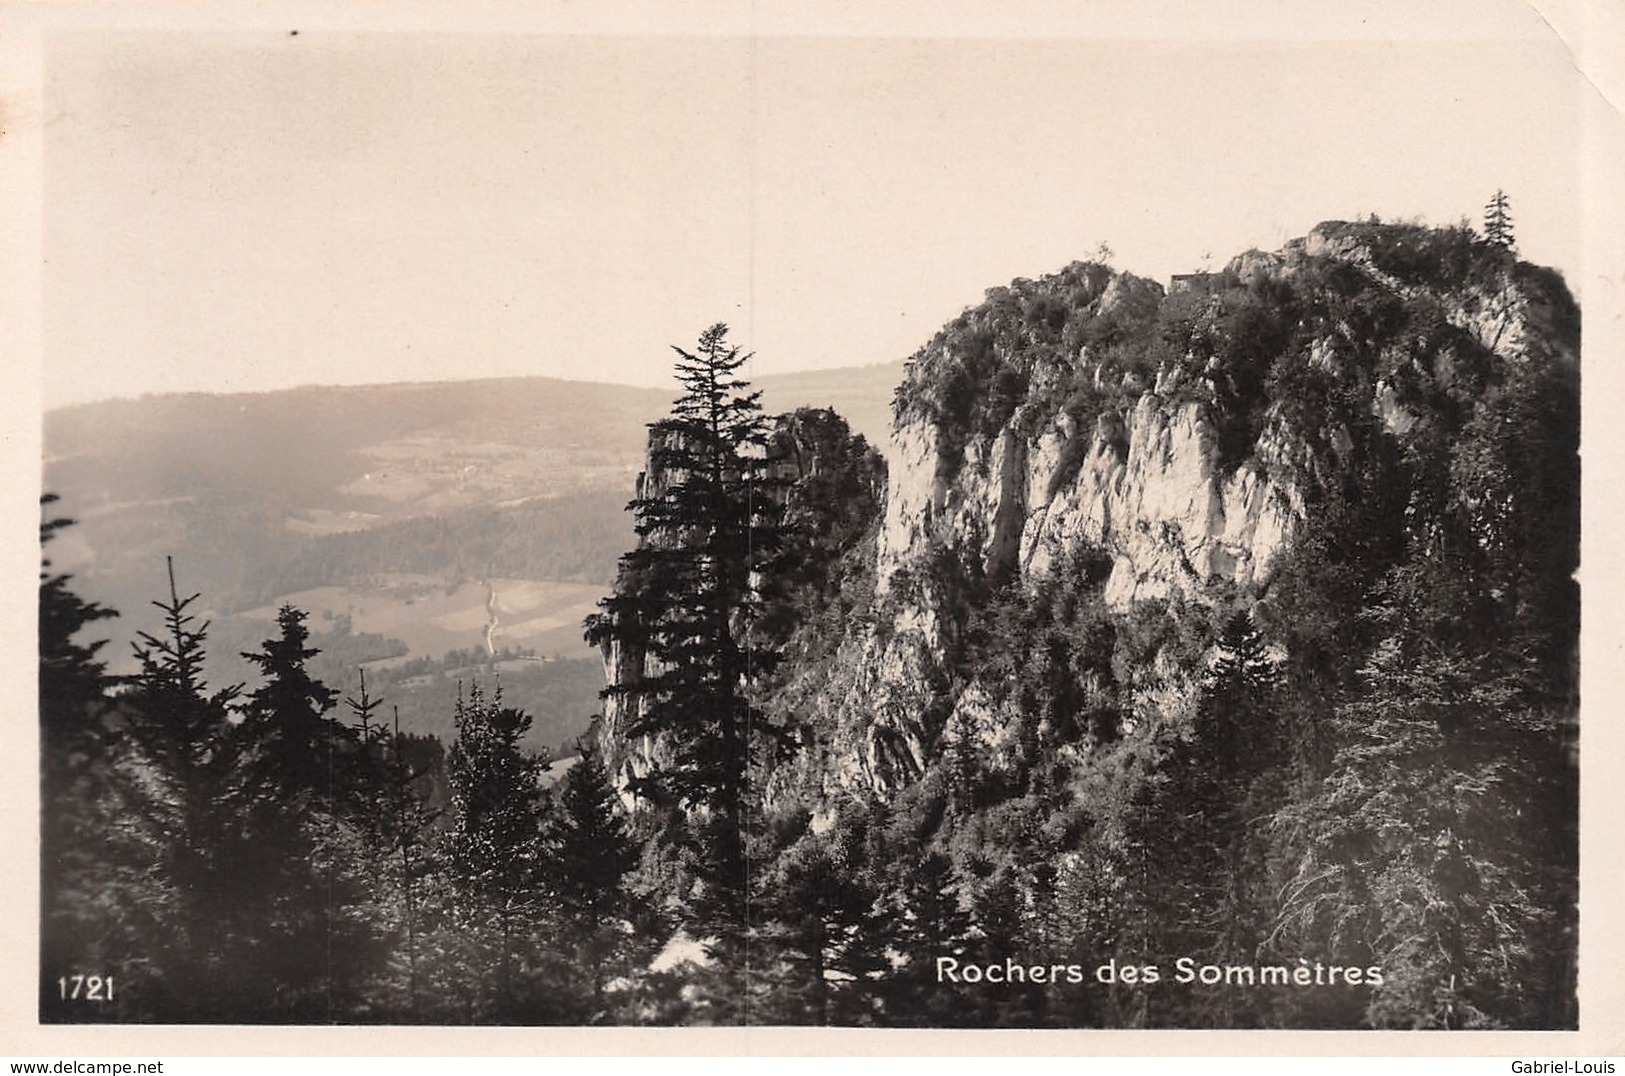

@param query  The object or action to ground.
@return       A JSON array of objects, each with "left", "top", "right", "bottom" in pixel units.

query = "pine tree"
[
  {"left": 239, "top": 605, "right": 341, "bottom": 801},
  {"left": 881, "top": 851, "right": 975, "bottom": 1026},
  {"left": 1271, "top": 634, "right": 1572, "bottom": 1028},
  {"left": 340, "top": 675, "right": 440, "bottom": 1021},
  {"left": 38, "top": 497, "right": 132, "bottom": 1021},
  {"left": 546, "top": 740, "right": 642, "bottom": 1020},
  {"left": 233, "top": 606, "right": 383, "bottom": 1021},
  {"left": 343, "top": 668, "right": 391, "bottom": 841},
  {"left": 1198, "top": 612, "right": 1284, "bottom": 1023},
  {"left": 445, "top": 683, "right": 547, "bottom": 910},
  {"left": 1198, "top": 611, "right": 1282, "bottom": 776},
  {"left": 550, "top": 742, "right": 639, "bottom": 921},
  {"left": 753, "top": 836, "right": 888, "bottom": 1025},
  {"left": 1483, "top": 190, "right": 1515, "bottom": 250},
  {"left": 39, "top": 496, "right": 118, "bottom": 766},
  {"left": 119, "top": 558, "right": 248, "bottom": 1018},
  {"left": 586, "top": 323, "right": 786, "bottom": 959},
  {"left": 1124, "top": 611, "right": 1282, "bottom": 1027},
  {"left": 433, "top": 683, "right": 556, "bottom": 1022}
]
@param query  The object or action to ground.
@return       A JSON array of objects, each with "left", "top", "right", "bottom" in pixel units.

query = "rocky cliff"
[{"left": 805, "top": 220, "right": 1577, "bottom": 793}]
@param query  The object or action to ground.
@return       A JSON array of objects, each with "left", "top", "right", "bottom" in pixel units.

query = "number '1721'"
[{"left": 58, "top": 975, "right": 114, "bottom": 1001}]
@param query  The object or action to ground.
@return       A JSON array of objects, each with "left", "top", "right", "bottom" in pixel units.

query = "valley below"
[{"left": 41, "top": 363, "right": 903, "bottom": 753}]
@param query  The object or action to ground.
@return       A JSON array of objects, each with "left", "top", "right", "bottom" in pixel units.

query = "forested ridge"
[{"left": 40, "top": 217, "right": 1578, "bottom": 1028}]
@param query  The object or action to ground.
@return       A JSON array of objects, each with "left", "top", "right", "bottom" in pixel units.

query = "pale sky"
[{"left": 34, "top": 4, "right": 1599, "bottom": 409}]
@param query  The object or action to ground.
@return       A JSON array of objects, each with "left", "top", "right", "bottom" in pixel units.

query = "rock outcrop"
[
  {"left": 878, "top": 390, "right": 1301, "bottom": 610},
  {"left": 821, "top": 220, "right": 1576, "bottom": 792}
]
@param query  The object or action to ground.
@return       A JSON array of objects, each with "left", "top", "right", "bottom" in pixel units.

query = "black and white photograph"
[{"left": 13, "top": 0, "right": 1623, "bottom": 1046}]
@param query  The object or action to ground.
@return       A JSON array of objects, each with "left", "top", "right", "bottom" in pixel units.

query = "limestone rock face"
[
  {"left": 819, "top": 222, "right": 1576, "bottom": 793},
  {"left": 1025, "top": 395, "right": 1298, "bottom": 605},
  {"left": 878, "top": 367, "right": 1298, "bottom": 612},
  {"left": 846, "top": 351, "right": 1299, "bottom": 793}
]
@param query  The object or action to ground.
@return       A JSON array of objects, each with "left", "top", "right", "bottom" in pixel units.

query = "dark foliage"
[{"left": 584, "top": 325, "right": 787, "bottom": 963}]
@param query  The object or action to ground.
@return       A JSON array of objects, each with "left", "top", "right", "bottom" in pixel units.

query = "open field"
[{"left": 239, "top": 574, "right": 607, "bottom": 662}]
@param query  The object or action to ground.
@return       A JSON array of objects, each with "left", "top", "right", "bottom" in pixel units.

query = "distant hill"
[
  {"left": 40, "top": 362, "right": 905, "bottom": 749},
  {"left": 43, "top": 364, "right": 902, "bottom": 594},
  {"left": 44, "top": 377, "right": 672, "bottom": 530},
  {"left": 756, "top": 362, "right": 902, "bottom": 449}
]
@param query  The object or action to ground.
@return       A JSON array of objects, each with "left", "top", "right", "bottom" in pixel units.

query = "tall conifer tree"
[
  {"left": 1483, "top": 190, "right": 1515, "bottom": 250},
  {"left": 236, "top": 606, "right": 380, "bottom": 1021},
  {"left": 587, "top": 323, "right": 786, "bottom": 963},
  {"left": 122, "top": 559, "right": 247, "bottom": 1018}
]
